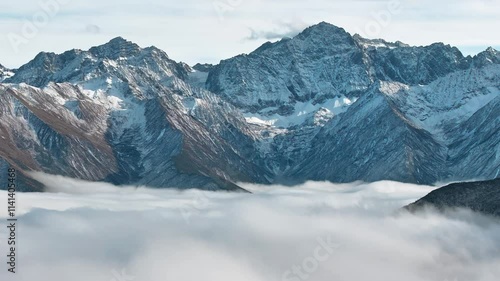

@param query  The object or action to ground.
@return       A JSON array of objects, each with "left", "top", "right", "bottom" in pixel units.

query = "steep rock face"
[
  {"left": 364, "top": 42, "right": 470, "bottom": 85},
  {"left": 206, "top": 22, "right": 471, "bottom": 113},
  {"left": 446, "top": 95, "right": 500, "bottom": 181},
  {"left": 205, "top": 22, "right": 499, "bottom": 184},
  {"left": 0, "top": 38, "right": 268, "bottom": 191},
  {"left": 379, "top": 65, "right": 500, "bottom": 182},
  {"left": 0, "top": 83, "right": 116, "bottom": 180},
  {"left": 286, "top": 83, "right": 448, "bottom": 184},
  {"left": 6, "top": 37, "right": 189, "bottom": 88},
  {"left": 205, "top": 23, "right": 372, "bottom": 175},
  {"left": 0, "top": 158, "right": 45, "bottom": 192},
  {"left": 192, "top": 63, "right": 215, "bottom": 73},
  {"left": 0, "top": 22, "right": 499, "bottom": 191},
  {"left": 207, "top": 23, "right": 370, "bottom": 113},
  {"left": 473, "top": 47, "right": 500, "bottom": 68},
  {"left": 406, "top": 178, "right": 500, "bottom": 217},
  {"left": 0, "top": 64, "right": 5, "bottom": 81},
  {"left": 271, "top": 64, "right": 499, "bottom": 184},
  {"left": 0, "top": 64, "right": 14, "bottom": 82}
]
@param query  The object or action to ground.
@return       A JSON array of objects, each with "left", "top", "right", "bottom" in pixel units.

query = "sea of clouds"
[{"left": 0, "top": 173, "right": 499, "bottom": 281}]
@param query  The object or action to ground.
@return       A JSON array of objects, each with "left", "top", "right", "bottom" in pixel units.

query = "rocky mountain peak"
[
  {"left": 4, "top": 37, "right": 189, "bottom": 88},
  {"left": 294, "top": 21, "right": 354, "bottom": 46},
  {"left": 192, "top": 63, "right": 215, "bottom": 72},
  {"left": 481, "top": 46, "right": 499, "bottom": 60},
  {"left": 486, "top": 46, "right": 497, "bottom": 53},
  {"left": 0, "top": 63, "right": 14, "bottom": 82},
  {"left": 89, "top": 37, "right": 142, "bottom": 60},
  {"left": 353, "top": 34, "right": 410, "bottom": 49},
  {"left": 1, "top": 22, "right": 499, "bottom": 191},
  {"left": 473, "top": 46, "right": 500, "bottom": 67},
  {"left": 298, "top": 21, "right": 348, "bottom": 36}
]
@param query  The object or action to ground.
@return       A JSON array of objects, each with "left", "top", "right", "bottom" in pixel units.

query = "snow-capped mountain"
[
  {"left": 0, "top": 64, "right": 14, "bottom": 82},
  {"left": 0, "top": 22, "right": 499, "bottom": 190},
  {"left": 0, "top": 37, "right": 269, "bottom": 191},
  {"left": 206, "top": 22, "right": 499, "bottom": 184}
]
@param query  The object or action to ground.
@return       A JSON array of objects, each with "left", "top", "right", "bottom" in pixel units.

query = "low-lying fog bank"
[{"left": 1, "top": 174, "right": 499, "bottom": 281}]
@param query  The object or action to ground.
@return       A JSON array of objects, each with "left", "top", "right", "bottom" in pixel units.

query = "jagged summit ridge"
[
  {"left": 88, "top": 36, "right": 142, "bottom": 59},
  {"left": 0, "top": 63, "right": 15, "bottom": 81},
  {"left": 353, "top": 34, "right": 410, "bottom": 49},
  {"left": 0, "top": 22, "right": 499, "bottom": 191},
  {"left": 5, "top": 37, "right": 186, "bottom": 90},
  {"left": 0, "top": 38, "right": 269, "bottom": 191},
  {"left": 295, "top": 21, "right": 352, "bottom": 41},
  {"left": 205, "top": 22, "right": 477, "bottom": 114}
]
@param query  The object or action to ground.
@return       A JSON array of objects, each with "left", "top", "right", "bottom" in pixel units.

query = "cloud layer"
[{"left": 0, "top": 174, "right": 499, "bottom": 281}]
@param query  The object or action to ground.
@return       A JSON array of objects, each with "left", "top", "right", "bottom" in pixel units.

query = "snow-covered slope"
[
  {"left": 205, "top": 22, "right": 499, "bottom": 184},
  {"left": 0, "top": 38, "right": 268, "bottom": 191},
  {"left": 207, "top": 23, "right": 370, "bottom": 113},
  {"left": 278, "top": 64, "right": 499, "bottom": 184},
  {"left": 285, "top": 83, "right": 449, "bottom": 184},
  {"left": 206, "top": 22, "right": 469, "bottom": 113},
  {"left": 0, "top": 64, "right": 14, "bottom": 82},
  {"left": 381, "top": 65, "right": 500, "bottom": 138},
  {"left": 0, "top": 22, "right": 499, "bottom": 190}
]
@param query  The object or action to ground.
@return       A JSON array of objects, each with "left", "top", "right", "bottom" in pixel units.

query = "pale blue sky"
[{"left": 1, "top": 0, "right": 499, "bottom": 68}]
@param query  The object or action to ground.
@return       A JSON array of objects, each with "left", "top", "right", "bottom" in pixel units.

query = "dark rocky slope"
[{"left": 406, "top": 178, "right": 500, "bottom": 217}]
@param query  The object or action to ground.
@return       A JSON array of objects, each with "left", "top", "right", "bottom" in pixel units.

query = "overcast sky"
[{"left": 0, "top": 0, "right": 499, "bottom": 68}]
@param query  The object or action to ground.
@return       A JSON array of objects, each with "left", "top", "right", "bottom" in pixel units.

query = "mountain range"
[{"left": 0, "top": 22, "right": 499, "bottom": 191}]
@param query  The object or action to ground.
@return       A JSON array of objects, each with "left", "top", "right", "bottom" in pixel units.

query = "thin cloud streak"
[{"left": 246, "top": 20, "right": 309, "bottom": 41}]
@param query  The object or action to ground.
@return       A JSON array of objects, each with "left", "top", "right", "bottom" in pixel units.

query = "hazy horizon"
[
  {"left": 1, "top": 0, "right": 499, "bottom": 68},
  {"left": 2, "top": 26, "right": 499, "bottom": 70}
]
